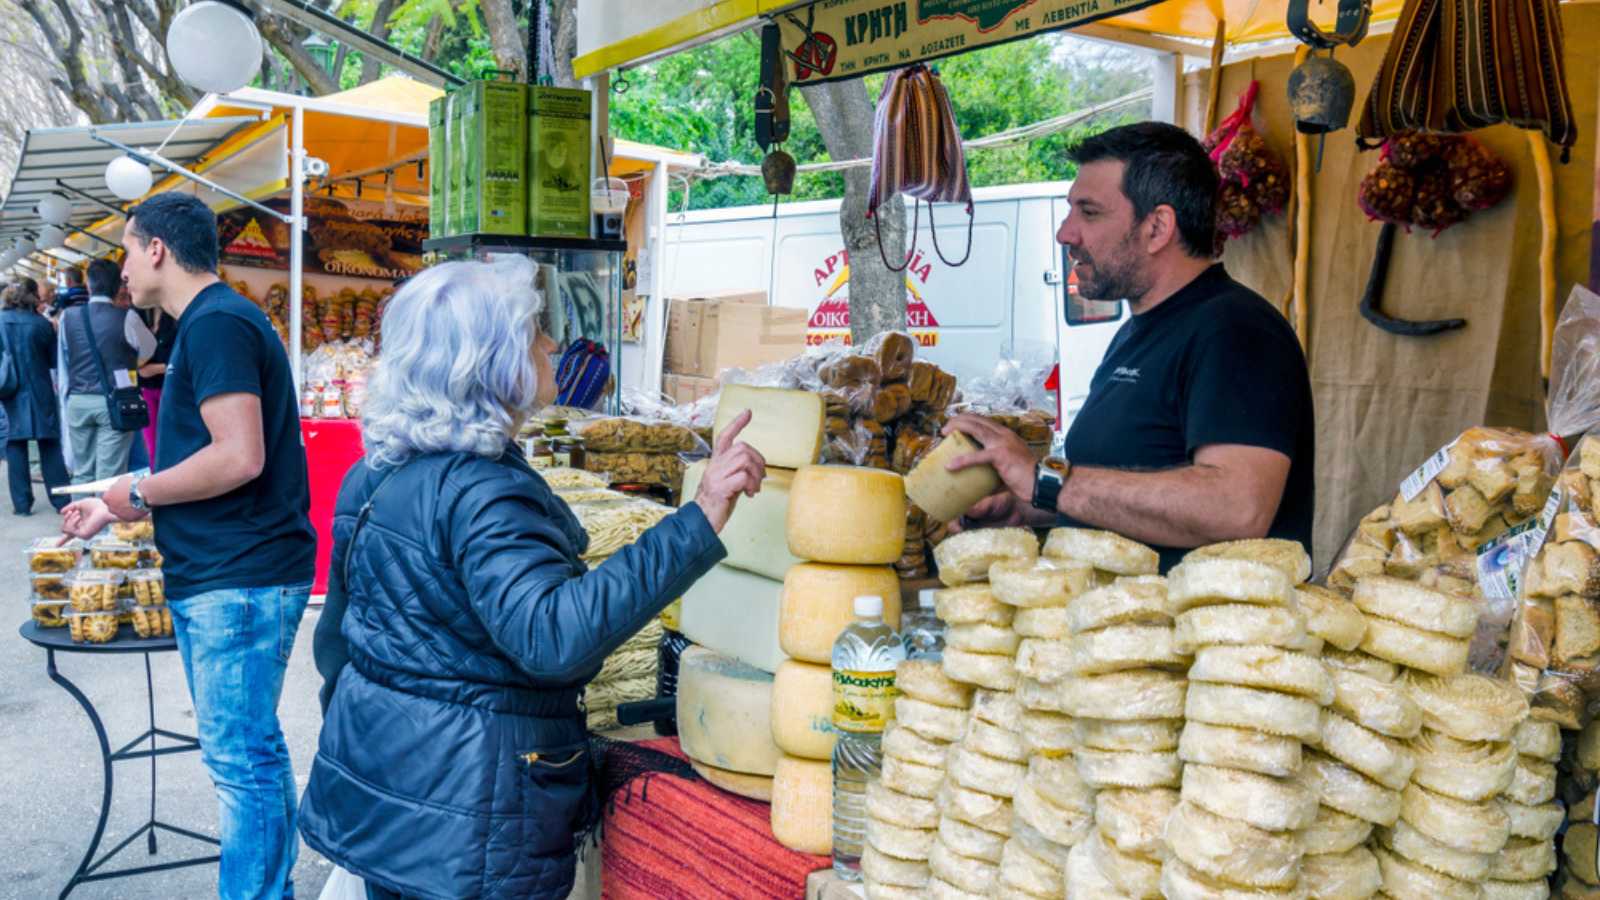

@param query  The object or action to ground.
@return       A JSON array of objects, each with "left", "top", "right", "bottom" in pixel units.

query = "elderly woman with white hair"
[{"left": 297, "top": 258, "right": 766, "bottom": 900}]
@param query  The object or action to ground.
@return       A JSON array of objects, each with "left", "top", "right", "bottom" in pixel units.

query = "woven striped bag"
[
  {"left": 1358, "top": 0, "right": 1577, "bottom": 159},
  {"left": 867, "top": 63, "right": 975, "bottom": 269}
]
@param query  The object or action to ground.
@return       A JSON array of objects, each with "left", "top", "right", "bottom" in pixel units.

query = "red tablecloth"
[
  {"left": 301, "top": 418, "right": 364, "bottom": 595},
  {"left": 601, "top": 738, "right": 829, "bottom": 899}
]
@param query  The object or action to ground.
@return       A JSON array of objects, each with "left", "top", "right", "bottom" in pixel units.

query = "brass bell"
[
  {"left": 1287, "top": 53, "right": 1357, "bottom": 134},
  {"left": 762, "top": 149, "right": 796, "bottom": 196}
]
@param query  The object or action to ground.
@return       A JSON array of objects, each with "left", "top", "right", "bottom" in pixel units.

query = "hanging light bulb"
[
  {"left": 36, "top": 193, "right": 71, "bottom": 226},
  {"left": 38, "top": 225, "right": 66, "bottom": 251},
  {"left": 166, "top": 1, "right": 263, "bottom": 95},
  {"left": 106, "top": 155, "right": 154, "bottom": 201},
  {"left": 15, "top": 236, "right": 36, "bottom": 255}
]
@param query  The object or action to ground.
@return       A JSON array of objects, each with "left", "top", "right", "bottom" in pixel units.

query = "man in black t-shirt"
[
  {"left": 946, "top": 122, "right": 1315, "bottom": 571},
  {"left": 60, "top": 193, "right": 314, "bottom": 899}
]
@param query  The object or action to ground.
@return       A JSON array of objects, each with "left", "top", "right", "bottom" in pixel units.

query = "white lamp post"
[{"left": 166, "top": 1, "right": 264, "bottom": 95}]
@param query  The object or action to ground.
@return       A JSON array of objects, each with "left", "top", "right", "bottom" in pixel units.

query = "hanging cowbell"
[
  {"left": 1284, "top": 0, "right": 1370, "bottom": 134},
  {"left": 762, "top": 149, "right": 797, "bottom": 196},
  {"left": 756, "top": 23, "right": 795, "bottom": 196}
]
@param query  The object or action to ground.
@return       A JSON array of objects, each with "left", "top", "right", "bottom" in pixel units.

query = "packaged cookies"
[
  {"left": 26, "top": 536, "right": 80, "bottom": 573},
  {"left": 89, "top": 538, "right": 141, "bottom": 569},
  {"left": 127, "top": 570, "right": 166, "bottom": 607},
  {"left": 66, "top": 569, "right": 124, "bottom": 613},
  {"left": 111, "top": 520, "right": 154, "bottom": 542},
  {"left": 130, "top": 604, "right": 174, "bottom": 639},
  {"left": 31, "top": 573, "right": 68, "bottom": 601},
  {"left": 65, "top": 608, "right": 119, "bottom": 644},
  {"left": 31, "top": 598, "right": 68, "bottom": 628}
]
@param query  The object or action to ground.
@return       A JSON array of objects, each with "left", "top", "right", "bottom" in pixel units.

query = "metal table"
[{"left": 20, "top": 621, "right": 220, "bottom": 899}]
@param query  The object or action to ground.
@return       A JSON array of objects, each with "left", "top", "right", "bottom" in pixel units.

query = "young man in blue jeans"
[{"left": 63, "top": 192, "right": 315, "bottom": 900}]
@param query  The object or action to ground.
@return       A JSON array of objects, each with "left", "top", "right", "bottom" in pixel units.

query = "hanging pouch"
[{"left": 867, "top": 64, "right": 975, "bottom": 272}]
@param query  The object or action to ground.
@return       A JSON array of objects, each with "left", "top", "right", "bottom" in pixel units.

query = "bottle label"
[{"left": 833, "top": 669, "right": 899, "bottom": 733}]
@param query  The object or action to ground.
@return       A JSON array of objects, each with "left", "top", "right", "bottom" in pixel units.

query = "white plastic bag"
[{"left": 317, "top": 866, "right": 367, "bottom": 900}]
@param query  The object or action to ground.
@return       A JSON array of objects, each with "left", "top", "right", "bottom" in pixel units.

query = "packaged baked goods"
[
  {"left": 129, "top": 604, "right": 174, "bottom": 639},
  {"left": 127, "top": 570, "right": 166, "bottom": 607},
  {"left": 111, "top": 520, "right": 154, "bottom": 542},
  {"left": 31, "top": 597, "right": 67, "bottom": 628},
  {"left": 137, "top": 542, "right": 163, "bottom": 569},
  {"left": 572, "top": 415, "right": 704, "bottom": 454},
  {"left": 31, "top": 573, "right": 68, "bottom": 601},
  {"left": 26, "top": 536, "right": 79, "bottom": 573},
  {"left": 66, "top": 569, "right": 124, "bottom": 613},
  {"left": 65, "top": 608, "right": 119, "bottom": 644},
  {"left": 89, "top": 538, "right": 141, "bottom": 570}
]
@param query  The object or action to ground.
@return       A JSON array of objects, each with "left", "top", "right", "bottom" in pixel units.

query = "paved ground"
[{"left": 0, "top": 461, "right": 602, "bottom": 900}]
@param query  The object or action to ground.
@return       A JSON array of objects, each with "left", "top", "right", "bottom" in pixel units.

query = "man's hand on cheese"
[
  {"left": 695, "top": 408, "right": 767, "bottom": 533},
  {"left": 942, "top": 414, "right": 1039, "bottom": 504}
]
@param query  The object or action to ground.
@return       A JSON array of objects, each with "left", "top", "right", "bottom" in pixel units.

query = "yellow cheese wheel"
[
  {"left": 771, "top": 660, "right": 837, "bottom": 760},
  {"left": 780, "top": 563, "right": 902, "bottom": 663},
  {"left": 677, "top": 645, "right": 782, "bottom": 776},
  {"left": 714, "top": 385, "right": 824, "bottom": 469},
  {"left": 690, "top": 760, "right": 774, "bottom": 801},
  {"left": 904, "top": 431, "right": 1002, "bottom": 523},
  {"left": 786, "top": 465, "right": 907, "bottom": 564},
  {"left": 771, "top": 755, "right": 833, "bottom": 855}
]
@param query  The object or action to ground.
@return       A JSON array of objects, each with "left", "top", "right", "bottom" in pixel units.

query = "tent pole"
[
  {"left": 290, "top": 104, "right": 306, "bottom": 392},
  {"left": 88, "top": 132, "right": 293, "bottom": 224}
]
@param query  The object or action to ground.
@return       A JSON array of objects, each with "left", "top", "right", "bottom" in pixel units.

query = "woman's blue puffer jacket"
[{"left": 298, "top": 448, "right": 725, "bottom": 899}]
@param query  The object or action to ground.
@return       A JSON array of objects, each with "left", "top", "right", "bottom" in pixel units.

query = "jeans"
[
  {"left": 64, "top": 393, "right": 135, "bottom": 483},
  {"left": 6, "top": 438, "right": 70, "bottom": 513},
  {"left": 171, "top": 583, "right": 312, "bottom": 900}
]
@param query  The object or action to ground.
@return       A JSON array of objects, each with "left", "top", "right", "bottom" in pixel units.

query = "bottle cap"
[
  {"left": 918, "top": 588, "right": 936, "bottom": 610},
  {"left": 853, "top": 595, "right": 884, "bottom": 618}
]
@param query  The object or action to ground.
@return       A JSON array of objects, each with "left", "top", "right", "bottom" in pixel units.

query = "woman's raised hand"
[{"left": 694, "top": 409, "right": 767, "bottom": 533}]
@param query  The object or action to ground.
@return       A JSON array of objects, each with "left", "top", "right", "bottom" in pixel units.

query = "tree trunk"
[
  {"left": 359, "top": 0, "right": 402, "bottom": 85},
  {"left": 548, "top": 0, "right": 580, "bottom": 88},
  {"left": 480, "top": 0, "right": 527, "bottom": 81},
  {"left": 800, "top": 79, "right": 907, "bottom": 345},
  {"left": 254, "top": 7, "right": 341, "bottom": 96}
]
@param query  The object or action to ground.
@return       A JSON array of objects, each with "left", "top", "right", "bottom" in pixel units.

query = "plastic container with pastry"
[
  {"left": 66, "top": 569, "right": 125, "bottom": 612},
  {"left": 88, "top": 538, "right": 141, "bottom": 569},
  {"left": 31, "top": 597, "right": 68, "bottom": 628},
  {"left": 130, "top": 605, "right": 174, "bottom": 639},
  {"left": 136, "top": 542, "right": 163, "bottom": 569},
  {"left": 127, "top": 570, "right": 166, "bottom": 607},
  {"left": 110, "top": 520, "right": 155, "bottom": 542},
  {"left": 26, "top": 536, "right": 80, "bottom": 573},
  {"left": 31, "top": 573, "right": 68, "bottom": 601},
  {"left": 65, "top": 608, "right": 120, "bottom": 644}
]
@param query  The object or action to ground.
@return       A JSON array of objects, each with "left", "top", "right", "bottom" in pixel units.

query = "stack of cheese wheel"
[
  {"left": 920, "top": 527, "right": 1039, "bottom": 898},
  {"left": 1162, "top": 554, "right": 1325, "bottom": 897},
  {"left": 772, "top": 463, "right": 909, "bottom": 858},
  {"left": 676, "top": 646, "right": 787, "bottom": 801},
  {"left": 1562, "top": 793, "right": 1598, "bottom": 896},
  {"left": 860, "top": 659, "right": 974, "bottom": 899}
]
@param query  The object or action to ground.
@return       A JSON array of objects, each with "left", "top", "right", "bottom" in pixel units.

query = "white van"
[{"left": 659, "top": 180, "right": 1126, "bottom": 429}]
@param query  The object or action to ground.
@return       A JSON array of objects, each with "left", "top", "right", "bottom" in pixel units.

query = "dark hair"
[
  {"left": 86, "top": 258, "right": 122, "bottom": 298},
  {"left": 126, "top": 192, "right": 219, "bottom": 274},
  {"left": 0, "top": 284, "right": 24, "bottom": 310},
  {"left": 17, "top": 277, "right": 36, "bottom": 298},
  {"left": 63, "top": 267, "right": 83, "bottom": 287},
  {"left": 1067, "top": 122, "right": 1219, "bottom": 258}
]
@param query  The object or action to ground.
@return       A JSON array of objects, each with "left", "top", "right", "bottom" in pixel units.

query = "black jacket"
[
  {"left": 299, "top": 448, "right": 724, "bottom": 899},
  {"left": 0, "top": 308, "right": 59, "bottom": 440}
]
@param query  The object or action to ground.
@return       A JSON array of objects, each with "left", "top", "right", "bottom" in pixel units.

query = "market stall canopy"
[
  {"left": 0, "top": 116, "right": 257, "bottom": 253},
  {"left": 574, "top": 0, "right": 1410, "bottom": 80}
]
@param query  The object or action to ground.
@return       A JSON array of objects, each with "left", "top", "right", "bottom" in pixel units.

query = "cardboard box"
[
  {"left": 664, "top": 292, "right": 808, "bottom": 378},
  {"left": 663, "top": 373, "right": 718, "bottom": 405},
  {"left": 427, "top": 94, "right": 449, "bottom": 238},
  {"left": 456, "top": 80, "right": 527, "bottom": 236},
  {"left": 527, "top": 86, "right": 592, "bottom": 238}
]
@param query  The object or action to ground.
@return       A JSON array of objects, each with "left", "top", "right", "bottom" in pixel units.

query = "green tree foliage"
[{"left": 610, "top": 31, "right": 1152, "bottom": 210}]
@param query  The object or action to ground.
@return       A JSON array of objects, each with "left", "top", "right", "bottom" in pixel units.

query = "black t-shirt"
[
  {"left": 141, "top": 310, "right": 179, "bottom": 390},
  {"left": 1060, "top": 264, "right": 1315, "bottom": 572},
  {"left": 154, "top": 282, "right": 315, "bottom": 599}
]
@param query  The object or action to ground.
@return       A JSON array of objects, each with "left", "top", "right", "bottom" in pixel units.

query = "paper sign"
[{"left": 1399, "top": 440, "right": 1457, "bottom": 502}]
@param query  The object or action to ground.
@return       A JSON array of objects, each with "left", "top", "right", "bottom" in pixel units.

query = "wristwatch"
[
  {"left": 128, "top": 472, "right": 149, "bottom": 512},
  {"left": 1032, "top": 457, "right": 1071, "bottom": 513}
]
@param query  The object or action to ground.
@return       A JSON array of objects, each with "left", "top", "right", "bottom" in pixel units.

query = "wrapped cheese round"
[
  {"left": 1074, "top": 747, "right": 1181, "bottom": 790},
  {"left": 1303, "top": 805, "right": 1376, "bottom": 855},
  {"left": 1018, "top": 709, "right": 1075, "bottom": 755},
  {"left": 946, "top": 623, "right": 1021, "bottom": 655},
  {"left": 928, "top": 840, "right": 1000, "bottom": 895},
  {"left": 896, "top": 659, "right": 974, "bottom": 709},
  {"left": 866, "top": 816, "right": 936, "bottom": 860},
  {"left": 1167, "top": 557, "right": 1294, "bottom": 612},
  {"left": 1353, "top": 576, "right": 1477, "bottom": 638},
  {"left": 947, "top": 745, "right": 1026, "bottom": 798},
  {"left": 997, "top": 836, "right": 1063, "bottom": 898},
  {"left": 1086, "top": 828, "right": 1163, "bottom": 898},
  {"left": 1184, "top": 538, "right": 1312, "bottom": 583},
  {"left": 938, "top": 815, "right": 1006, "bottom": 863},
  {"left": 1303, "top": 751, "right": 1402, "bottom": 826},
  {"left": 1503, "top": 756, "right": 1556, "bottom": 807},
  {"left": 1479, "top": 878, "right": 1553, "bottom": 900},
  {"left": 1067, "top": 625, "right": 1187, "bottom": 675},
  {"left": 1006, "top": 819, "right": 1070, "bottom": 869},
  {"left": 1378, "top": 819, "right": 1494, "bottom": 881},
  {"left": 941, "top": 649, "right": 1017, "bottom": 690},
  {"left": 1319, "top": 711, "right": 1417, "bottom": 791},
  {"left": 1026, "top": 753, "right": 1095, "bottom": 813},
  {"left": 786, "top": 465, "right": 906, "bottom": 564},
  {"left": 1015, "top": 638, "right": 1074, "bottom": 683},
  {"left": 1323, "top": 647, "right": 1400, "bottom": 681},
  {"left": 933, "top": 528, "right": 1038, "bottom": 586},
  {"left": 895, "top": 696, "right": 967, "bottom": 742},
  {"left": 925, "top": 876, "right": 988, "bottom": 900},
  {"left": 904, "top": 430, "right": 1002, "bottom": 524},
  {"left": 937, "top": 781, "right": 1013, "bottom": 834},
  {"left": 1487, "top": 837, "right": 1556, "bottom": 882},
  {"left": 1095, "top": 787, "right": 1180, "bottom": 856},
  {"left": 1178, "top": 721, "right": 1302, "bottom": 778},
  {"left": 1399, "top": 783, "right": 1511, "bottom": 854},
  {"left": 1404, "top": 672, "right": 1530, "bottom": 742},
  {"left": 1499, "top": 798, "right": 1562, "bottom": 841},
  {"left": 970, "top": 689, "right": 1023, "bottom": 728},
  {"left": 1067, "top": 839, "right": 1126, "bottom": 900},
  {"left": 1043, "top": 527, "right": 1159, "bottom": 574},
  {"left": 1164, "top": 800, "right": 1305, "bottom": 890},
  {"left": 1294, "top": 584, "right": 1368, "bottom": 651},
  {"left": 1300, "top": 845, "right": 1383, "bottom": 900},
  {"left": 1174, "top": 604, "right": 1308, "bottom": 654},
  {"left": 1188, "top": 644, "right": 1332, "bottom": 703},
  {"left": 934, "top": 585, "right": 1014, "bottom": 627},
  {"left": 1511, "top": 718, "right": 1561, "bottom": 762},
  {"left": 1076, "top": 716, "right": 1184, "bottom": 752},
  {"left": 1161, "top": 856, "right": 1316, "bottom": 900},
  {"left": 1012, "top": 605, "right": 1071, "bottom": 638},
  {"left": 1016, "top": 676, "right": 1065, "bottom": 713},
  {"left": 1360, "top": 615, "right": 1470, "bottom": 676},
  {"left": 1328, "top": 666, "right": 1423, "bottom": 739},
  {"left": 1373, "top": 846, "right": 1481, "bottom": 900},
  {"left": 963, "top": 718, "right": 1027, "bottom": 763},
  {"left": 1059, "top": 670, "right": 1187, "bottom": 720},
  {"left": 881, "top": 722, "right": 948, "bottom": 768},
  {"left": 779, "top": 563, "right": 901, "bottom": 663},
  {"left": 1181, "top": 764, "right": 1319, "bottom": 832},
  {"left": 1012, "top": 779, "right": 1094, "bottom": 847},
  {"left": 866, "top": 779, "right": 939, "bottom": 830},
  {"left": 1068, "top": 578, "right": 1172, "bottom": 633},
  {"left": 1184, "top": 682, "right": 1321, "bottom": 742},
  {"left": 1410, "top": 729, "right": 1517, "bottom": 802},
  {"left": 988, "top": 557, "right": 1093, "bottom": 608},
  {"left": 861, "top": 843, "right": 932, "bottom": 888},
  {"left": 881, "top": 754, "right": 946, "bottom": 799}
]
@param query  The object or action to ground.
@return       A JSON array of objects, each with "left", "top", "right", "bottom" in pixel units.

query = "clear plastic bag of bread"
[{"left": 1331, "top": 286, "right": 1600, "bottom": 665}]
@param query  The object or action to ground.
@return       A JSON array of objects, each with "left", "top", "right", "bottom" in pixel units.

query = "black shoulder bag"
[
  {"left": 79, "top": 307, "right": 149, "bottom": 432},
  {"left": 0, "top": 322, "right": 20, "bottom": 401}
]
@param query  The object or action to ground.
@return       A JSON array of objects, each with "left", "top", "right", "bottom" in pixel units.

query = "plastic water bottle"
[
  {"left": 831, "top": 595, "right": 906, "bottom": 880},
  {"left": 900, "top": 588, "right": 946, "bottom": 659}
]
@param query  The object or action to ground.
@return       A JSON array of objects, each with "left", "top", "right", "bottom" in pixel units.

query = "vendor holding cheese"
[{"left": 945, "top": 123, "right": 1315, "bottom": 572}]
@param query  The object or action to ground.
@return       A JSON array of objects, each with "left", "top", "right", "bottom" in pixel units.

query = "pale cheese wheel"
[
  {"left": 861, "top": 842, "right": 933, "bottom": 888},
  {"left": 1410, "top": 729, "right": 1517, "bottom": 802},
  {"left": 1067, "top": 838, "right": 1129, "bottom": 900},
  {"left": 1167, "top": 557, "right": 1295, "bottom": 612},
  {"left": 1015, "top": 676, "right": 1065, "bottom": 713},
  {"left": 1026, "top": 753, "right": 1095, "bottom": 812},
  {"left": 1011, "top": 779, "right": 1094, "bottom": 848},
  {"left": 1007, "top": 819, "right": 1071, "bottom": 870},
  {"left": 1015, "top": 638, "right": 1074, "bottom": 683},
  {"left": 1512, "top": 718, "right": 1562, "bottom": 762},
  {"left": 1488, "top": 836, "right": 1557, "bottom": 882},
  {"left": 1300, "top": 845, "right": 1383, "bottom": 900},
  {"left": 1295, "top": 584, "right": 1368, "bottom": 651},
  {"left": 1319, "top": 711, "right": 1417, "bottom": 791},
  {"left": 1059, "top": 670, "right": 1187, "bottom": 721},
  {"left": 785, "top": 465, "right": 906, "bottom": 564},
  {"left": 1184, "top": 538, "right": 1312, "bottom": 583},
  {"left": 933, "top": 528, "right": 1039, "bottom": 586},
  {"left": 904, "top": 430, "right": 1002, "bottom": 524},
  {"left": 896, "top": 659, "right": 974, "bottom": 709},
  {"left": 963, "top": 718, "right": 1027, "bottom": 763},
  {"left": 1181, "top": 763, "right": 1318, "bottom": 832},
  {"left": 1174, "top": 603, "right": 1308, "bottom": 654},
  {"left": 1189, "top": 644, "right": 1332, "bottom": 703},
  {"left": 925, "top": 876, "right": 989, "bottom": 900},
  {"left": 1353, "top": 576, "right": 1478, "bottom": 638},
  {"left": 1373, "top": 846, "right": 1481, "bottom": 900},
  {"left": 938, "top": 815, "right": 1007, "bottom": 863},
  {"left": 1405, "top": 672, "right": 1530, "bottom": 743},
  {"left": 936, "top": 781, "right": 1013, "bottom": 834},
  {"left": 1076, "top": 717, "right": 1184, "bottom": 752},
  {"left": 1400, "top": 783, "right": 1511, "bottom": 855},
  {"left": 946, "top": 623, "right": 1021, "bottom": 655},
  {"left": 771, "top": 659, "right": 836, "bottom": 760},
  {"left": 1164, "top": 800, "right": 1304, "bottom": 890},
  {"left": 682, "top": 461, "right": 803, "bottom": 581},
  {"left": 882, "top": 754, "right": 947, "bottom": 799},
  {"left": 1067, "top": 624, "right": 1188, "bottom": 675},
  {"left": 942, "top": 649, "right": 1018, "bottom": 690},
  {"left": 1178, "top": 721, "right": 1302, "bottom": 778},
  {"left": 778, "top": 563, "right": 901, "bottom": 663},
  {"left": 997, "top": 835, "right": 1064, "bottom": 898},
  {"left": 1018, "top": 709, "right": 1075, "bottom": 755},
  {"left": 929, "top": 840, "right": 1000, "bottom": 895},
  {"left": 895, "top": 696, "right": 967, "bottom": 742},
  {"left": 867, "top": 816, "right": 937, "bottom": 860},
  {"left": 1184, "top": 682, "right": 1322, "bottom": 742},
  {"left": 1161, "top": 856, "right": 1315, "bottom": 900},
  {"left": 1012, "top": 605, "right": 1071, "bottom": 638},
  {"left": 1303, "top": 805, "right": 1376, "bottom": 856},
  {"left": 1087, "top": 828, "right": 1164, "bottom": 898},
  {"left": 1043, "top": 527, "right": 1159, "bottom": 574},
  {"left": 934, "top": 585, "right": 1015, "bottom": 627},
  {"left": 1075, "top": 747, "right": 1182, "bottom": 789},
  {"left": 679, "top": 565, "right": 786, "bottom": 673},
  {"left": 990, "top": 883, "right": 1053, "bottom": 900},
  {"left": 1096, "top": 787, "right": 1180, "bottom": 856},
  {"left": 1499, "top": 798, "right": 1563, "bottom": 841},
  {"left": 676, "top": 646, "right": 781, "bottom": 775},
  {"left": 864, "top": 882, "right": 926, "bottom": 900},
  {"left": 1378, "top": 819, "right": 1495, "bottom": 882},
  {"left": 1303, "top": 751, "right": 1402, "bottom": 826},
  {"left": 1328, "top": 666, "right": 1423, "bottom": 739},
  {"left": 882, "top": 721, "right": 950, "bottom": 768},
  {"left": 988, "top": 557, "right": 1094, "bottom": 608},
  {"left": 689, "top": 760, "right": 773, "bottom": 801},
  {"left": 714, "top": 384, "right": 823, "bottom": 469},
  {"left": 1068, "top": 578, "right": 1172, "bottom": 633},
  {"left": 1504, "top": 756, "right": 1556, "bottom": 807},
  {"left": 1359, "top": 615, "right": 1470, "bottom": 676},
  {"left": 971, "top": 688, "right": 1024, "bottom": 727},
  {"left": 1481, "top": 879, "right": 1551, "bottom": 900},
  {"left": 947, "top": 745, "right": 1026, "bottom": 797},
  {"left": 770, "top": 755, "right": 832, "bottom": 854},
  {"left": 1323, "top": 647, "right": 1400, "bottom": 681},
  {"left": 867, "top": 779, "right": 941, "bottom": 830}
]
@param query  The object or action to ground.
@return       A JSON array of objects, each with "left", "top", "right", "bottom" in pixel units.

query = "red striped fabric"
[{"left": 600, "top": 739, "right": 829, "bottom": 899}]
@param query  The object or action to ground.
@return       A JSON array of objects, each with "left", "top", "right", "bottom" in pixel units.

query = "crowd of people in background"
[{"left": 0, "top": 258, "right": 174, "bottom": 516}]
